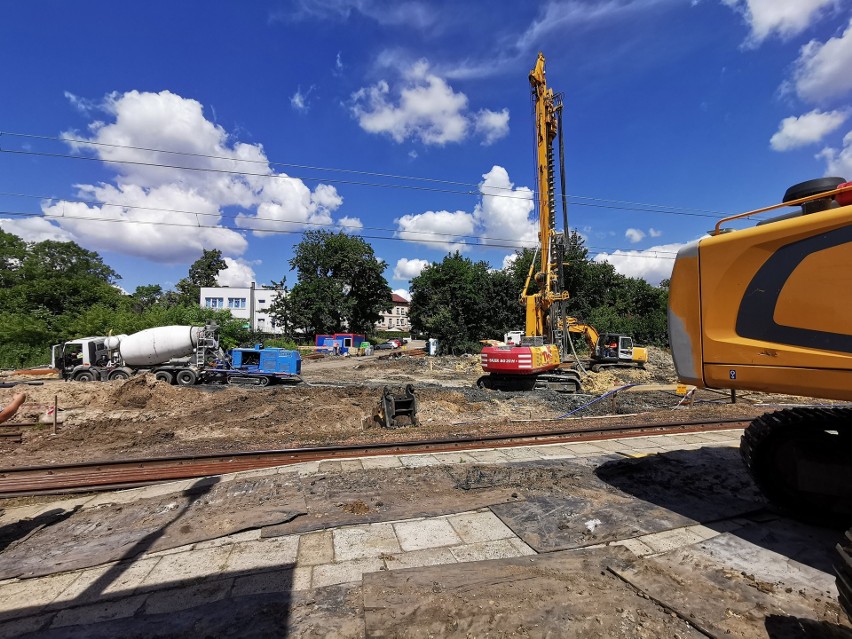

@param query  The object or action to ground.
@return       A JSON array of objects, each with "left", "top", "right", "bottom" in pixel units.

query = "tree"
[
  {"left": 276, "top": 231, "right": 391, "bottom": 336},
  {"left": 409, "top": 252, "right": 494, "bottom": 354},
  {"left": 175, "top": 249, "right": 227, "bottom": 306}
]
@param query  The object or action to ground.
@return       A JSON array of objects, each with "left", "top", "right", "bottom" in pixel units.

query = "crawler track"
[{"left": 0, "top": 417, "right": 750, "bottom": 496}]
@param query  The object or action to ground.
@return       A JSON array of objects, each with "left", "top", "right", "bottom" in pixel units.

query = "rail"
[{"left": 0, "top": 417, "right": 751, "bottom": 496}]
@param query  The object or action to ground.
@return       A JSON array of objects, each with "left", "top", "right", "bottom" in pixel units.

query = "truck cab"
[{"left": 52, "top": 337, "right": 112, "bottom": 380}]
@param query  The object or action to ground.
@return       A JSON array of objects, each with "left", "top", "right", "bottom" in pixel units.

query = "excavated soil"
[{"left": 0, "top": 347, "right": 819, "bottom": 467}]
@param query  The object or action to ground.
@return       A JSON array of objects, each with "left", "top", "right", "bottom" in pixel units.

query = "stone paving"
[{"left": 5, "top": 426, "right": 837, "bottom": 638}]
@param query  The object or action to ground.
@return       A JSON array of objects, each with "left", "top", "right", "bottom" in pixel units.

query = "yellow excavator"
[
  {"left": 667, "top": 176, "right": 852, "bottom": 613},
  {"left": 565, "top": 320, "right": 647, "bottom": 372}
]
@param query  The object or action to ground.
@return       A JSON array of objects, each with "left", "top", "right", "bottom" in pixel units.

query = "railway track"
[{"left": 0, "top": 417, "right": 750, "bottom": 496}]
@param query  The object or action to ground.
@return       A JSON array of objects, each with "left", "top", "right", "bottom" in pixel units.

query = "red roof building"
[{"left": 377, "top": 294, "right": 411, "bottom": 332}]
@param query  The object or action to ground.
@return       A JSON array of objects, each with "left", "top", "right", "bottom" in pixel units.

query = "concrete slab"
[
  {"left": 297, "top": 530, "right": 334, "bottom": 566},
  {"left": 48, "top": 594, "right": 148, "bottom": 630},
  {"left": 339, "top": 459, "right": 364, "bottom": 472},
  {"left": 383, "top": 547, "right": 458, "bottom": 570},
  {"left": 638, "top": 527, "right": 708, "bottom": 554},
  {"left": 333, "top": 523, "right": 401, "bottom": 561},
  {"left": 140, "top": 546, "right": 232, "bottom": 587},
  {"left": 311, "top": 557, "right": 385, "bottom": 588},
  {"left": 193, "top": 528, "right": 261, "bottom": 549},
  {"left": 399, "top": 454, "right": 441, "bottom": 467},
  {"left": 394, "top": 518, "right": 462, "bottom": 552},
  {"left": 430, "top": 451, "right": 480, "bottom": 464},
  {"left": 450, "top": 537, "right": 536, "bottom": 562},
  {"left": 0, "top": 571, "right": 80, "bottom": 620},
  {"left": 49, "top": 557, "right": 160, "bottom": 605},
  {"left": 465, "top": 449, "right": 511, "bottom": 463},
  {"left": 359, "top": 455, "right": 402, "bottom": 469},
  {"left": 446, "top": 510, "right": 516, "bottom": 543},
  {"left": 141, "top": 577, "right": 232, "bottom": 615},
  {"left": 223, "top": 536, "right": 300, "bottom": 572},
  {"left": 231, "top": 565, "right": 313, "bottom": 597}
]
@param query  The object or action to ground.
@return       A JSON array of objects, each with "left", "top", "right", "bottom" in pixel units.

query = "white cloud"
[
  {"left": 216, "top": 257, "right": 257, "bottom": 287},
  {"left": 791, "top": 18, "right": 852, "bottom": 103},
  {"left": 46, "top": 90, "right": 348, "bottom": 261},
  {"left": 721, "top": 0, "right": 837, "bottom": 46},
  {"left": 502, "top": 253, "right": 519, "bottom": 270},
  {"left": 284, "top": 0, "right": 436, "bottom": 29},
  {"left": 338, "top": 216, "right": 363, "bottom": 233},
  {"left": 771, "top": 109, "right": 848, "bottom": 150},
  {"left": 649, "top": 227, "right": 662, "bottom": 237},
  {"left": 518, "top": 0, "right": 671, "bottom": 50},
  {"left": 818, "top": 130, "right": 852, "bottom": 176},
  {"left": 473, "top": 166, "right": 537, "bottom": 248},
  {"left": 625, "top": 228, "right": 646, "bottom": 243},
  {"left": 0, "top": 216, "right": 76, "bottom": 243},
  {"left": 64, "top": 91, "right": 97, "bottom": 115},
  {"left": 594, "top": 243, "right": 686, "bottom": 285},
  {"left": 393, "top": 257, "right": 430, "bottom": 280},
  {"left": 351, "top": 60, "right": 508, "bottom": 146},
  {"left": 392, "top": 288, "right": 411, "bottom": 301},
  {"left": 474, "top": 109, "right": 510, "bottom": 145},
  {"left": 395, "top": 165, "right": 538, "bottom": 253},
  {"left": 290, "top": 85, "right": 315, "bottom": 113},
  {"left": 395, "top": 210, "right": 474, "bottom": 251}
]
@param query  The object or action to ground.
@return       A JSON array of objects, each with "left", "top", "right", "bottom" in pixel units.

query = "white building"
[
  {"left": 199, "top": 283, "right": 285, "bottom": 334},
  {"left": 376, "top": 293, "right": 411, "bottom": 332}
]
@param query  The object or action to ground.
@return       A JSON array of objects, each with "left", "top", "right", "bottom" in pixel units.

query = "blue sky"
[{"left": 2, "top": 0, "right": 851, "bottom": 298}]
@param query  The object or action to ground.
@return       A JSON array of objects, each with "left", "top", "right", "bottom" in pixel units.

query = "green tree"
[
  {"left": 278, "top": 230, "right": 391, "bottom": 336},
  {"left": 409, "top": 252, "right": 494, "bottom": 354},
  {"left": 175, "top": 249, "right": 227, "bottom": 306}
]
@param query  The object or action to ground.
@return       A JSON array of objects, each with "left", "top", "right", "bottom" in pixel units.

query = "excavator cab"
[{"left": 590, "top": 333, "right": 648, "bottom": 371}]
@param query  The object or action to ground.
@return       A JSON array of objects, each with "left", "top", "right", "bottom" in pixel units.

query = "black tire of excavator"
[
  {"left": 740, "top": 406, "right": 852, "bottom": 526},
  {"left": 836, "top": 528, "right": 852, "bottom": 621},
  {"left": 783, "top": 177, "right": 847, "bottom": 203}
]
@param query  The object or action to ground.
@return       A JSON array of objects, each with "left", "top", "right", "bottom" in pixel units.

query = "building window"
[
  {"left": 227, "top": 297, "right": 247, "bottom": 309},
  {"left": 258, "top": 299, "right": 266, "bottom": 305},
  {"left": 205, "top": 297, "right": 224, "bottom": 309}
]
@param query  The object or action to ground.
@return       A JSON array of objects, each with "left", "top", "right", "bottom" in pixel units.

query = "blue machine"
[{"left": 224, "top": 345, "right": 302, "bottom": 386}]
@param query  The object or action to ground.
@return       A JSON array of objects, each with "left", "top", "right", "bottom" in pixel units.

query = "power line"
[
  {"left": 0, "top": 207, "right": 679, "bottom": 259},
  {"left": 0, "top": 130, "right": 730, "bottom": 218}
]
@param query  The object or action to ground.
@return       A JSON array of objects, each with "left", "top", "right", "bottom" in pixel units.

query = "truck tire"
[
  {"left": 154, "top": 371, "right": 173, "bottom": 384},
  {"left": 108, "top": 369, "right": 131, "bottom": 381},
  {"left": 74, "top": 370, "right": 95, "bottom": 382},
  {"left": 783, "top": 177, "right": 846, "bottom": 203},
  {"left": 175, "top": 370, "right": 197, "bottom": 386}
]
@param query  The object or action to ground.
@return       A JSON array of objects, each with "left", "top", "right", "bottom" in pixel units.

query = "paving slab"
[
  {"left": 446, "top": 510, "right": 516, "bottom": 543},
  {"left": 393, "top": 518, "right": 461, "bottom": 551},
  {"left": 334, "top": 523, "right": 401, "bottom": 561}
]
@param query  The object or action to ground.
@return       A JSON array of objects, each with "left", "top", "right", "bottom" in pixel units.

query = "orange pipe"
[{"left": 0, "top": 393, "right": 26, "bottom": 425}]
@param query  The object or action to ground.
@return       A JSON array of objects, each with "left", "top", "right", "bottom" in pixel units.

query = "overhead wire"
[
  {"left": 0, "top": 207, "right": 679, "bottom": 259},
  {"left": 0, "top": 129, "right": 732, "bottom": 218}
]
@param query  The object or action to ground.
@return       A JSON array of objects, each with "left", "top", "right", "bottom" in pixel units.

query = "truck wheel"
[
  {"left": 154, "top": 371, "right": 174, "bottom": 384},
  {"left": 108, "top": 369, "right": 130, "bottom": 381},
  {"left": 175, "top": 370, "right": 197, "bottom": 386},
  {"left": 74, "top": 371, "right": 95, "bottom": 382},
  {"left": 258, "top": 376, "right": 271, "bottom": 387},
  {"left": 783, "top": 177, "right": 846, "bottom": 203}
]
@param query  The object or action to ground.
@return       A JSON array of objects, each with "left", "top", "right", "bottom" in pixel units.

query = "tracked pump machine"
[
  {"left": 479, "top": 54, "right": 582, "bottom": 393},
  {"left": 669, "top": 177, "right": 852, "bottom": 524}
]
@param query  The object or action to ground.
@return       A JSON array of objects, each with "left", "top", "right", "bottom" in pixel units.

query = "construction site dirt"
[
  {"left": 0, "top": 347, "right": 807, "bottom": 469},
  {"left": 0, "top": 347, "right": 848, "bottom": 637}
]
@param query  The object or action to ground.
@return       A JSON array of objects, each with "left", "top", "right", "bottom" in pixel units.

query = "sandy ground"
[{"left": 0, "top": 347, "right": 815, "bottom": 468}]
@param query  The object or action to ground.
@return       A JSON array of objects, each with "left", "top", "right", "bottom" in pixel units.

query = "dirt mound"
[{"left": 108, "top": 374, "right": 186, "bottom": 410}]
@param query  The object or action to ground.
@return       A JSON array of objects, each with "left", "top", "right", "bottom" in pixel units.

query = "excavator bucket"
[{"left": 372, "top": 384, "right": 419, "bottom": 429}]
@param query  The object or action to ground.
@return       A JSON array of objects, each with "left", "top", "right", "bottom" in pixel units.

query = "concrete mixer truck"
[{"left": 51, "top": 323, "right": 302, "bottom": 386}]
